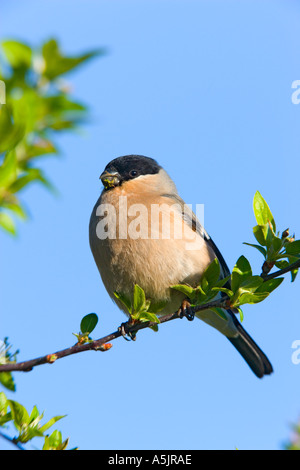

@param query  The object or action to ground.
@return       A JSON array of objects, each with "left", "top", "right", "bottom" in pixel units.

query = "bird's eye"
[{"left": 129, "top": 170, "right": 138, "bottom": 178}]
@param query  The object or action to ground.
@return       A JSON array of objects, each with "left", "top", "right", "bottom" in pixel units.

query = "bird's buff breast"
[{"left": 89, "top": 183, "right": 214, "bottom": 315}]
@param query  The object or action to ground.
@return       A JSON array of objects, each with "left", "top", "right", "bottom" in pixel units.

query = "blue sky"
[{"left": 1, "top": 0, "right": 300, "bottom": 450}]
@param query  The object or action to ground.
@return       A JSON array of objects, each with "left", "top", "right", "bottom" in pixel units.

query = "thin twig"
[
  {"left": 0, "top": 430, "right": 25, "bottom": 450},
  {"left": 261, "top": 258, "right": 300, "bottom": 281},
  {"left": 0, "top": 258, "right": 298, "bottom": 374},
  {"left": 0, "top": 298, "right": 227, "bottom": 374}
]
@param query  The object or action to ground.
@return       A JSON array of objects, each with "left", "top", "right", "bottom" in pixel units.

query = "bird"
[{"left": 89, "top": 154, "right": 273, "bottom": 378}]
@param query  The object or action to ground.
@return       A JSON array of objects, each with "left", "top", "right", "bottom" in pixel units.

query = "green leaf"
[
  {"left": 23, "top": 426, "right": 44, "bottom": 442},
  {"left": 232, "top": 291, "right": 269, "bottom": 307},
  {"left": 0, "top": 391, "right": 7, "bottom": 412},
  {"left": 148, "top": 323, "right": 159, "bottom": 332},
  {"left": 0, "top": 212, "right": 16, "bottom": 235},
  {"left": 114, "top": 291, "right": 132, "bottom": 314},
  {"left": 80, "top": 313, "right": 98, "bottom": 334},
  {"left": 271, "top": 235, "right": 284, "bottom": 254},
  {"left": 262, "top": 222, "right": 275, "bottom": 248},
  {"left": 43, "top": 430, "right": 62, "bottom": 450},
  {"left": 137, "top": 311, "right": 160, "bottom": 324},
  {"left": 115, "top": 285, "right": 161, "bottom": 328},
  {"left": 275, "top": 253, "right": 300, "bottom": 262},
  {"left": 0, "top": 150, "right": 17, "bottom": 189},
  {"left": 1, "top": 201, "right": 27, "bottom": 220},
  {"left": 9, "top": 400, "right": 30, "bottom": 430},
  {"left": 0, "top": 105, "right": 25, "bottom": 153},
  {"left": 253, "top": 224, "right": 267, "bottom": 246},
  {"left": 285, "top": 240, "right": 300, "bottom": 255},
  {"left": 43, "top": 430, "right": 70, "bottom": 450},
  {"left": 243, "top": 242, "right": 267, "bottom": 257},
  {"left": 59, "top": 438, "right": 71, "bottom": 450},
  {"left": 21, "top": 138, "right": 58, "bottom": 160},
  {"left": 253, "top": 191, "right": 276, "bottom": 232},
  {"left": 214, "top": 275, "right": 231, "bottom": 288},
  {"left": 211, "top": 307, "right": 228, "bottom": 321},
  {"left": 171, "top": 283, "right": 194, "bottom": 298},
  {"left": 239, "top": 276, "right": 264, "bottom": 292},
  {"left": 0, "top": 392, "right": 13, "bottom": 426},
  {"left": 275, "top": 260, "right": 299, "bottom": 284},
  {"left": 291, "top": 269, "right": 298, "bottom": 283},
  {"left": 257, "top": 277, "right": 284, "bottom": 294},
  {"left": 0, "top": 410, "right": 12, "bottom": 426},
  {"left": 39, "top": 415, "right": 66, "bottom": 434},
  {"left": 202, "top": 258, "right": 220, "bottom": 288},
  {"left": 8, "top": 168, "right": 44, "bottom": 193},
  {"left": 2, "top": 40, "right": 32, "bottom": 68},
  {"left": 231, "top": 256, "right": 252, "bottom": 292},
  {"left": 275, "top": 260, "right": 289, "bottom": 270},
  {"left": 0, "top": 371, "right": 16, "bottom": 391},
  {"left": 237, "top": 307, "right": 244, "bottom": 322},
  {"left": 211, "top": 286, "right": 233, "bottom": 298},
  {"left": 133, "top": 284, "right": 146, "bottom": 314},
  {"left": 42, "top": 435, "right": 50, "bottom": 450},
  {"left": 29, "top": 405, "right": 40, "bottom": 422},
  {"left": 42, "top": 38, "right": 104, "bottom": 80}
]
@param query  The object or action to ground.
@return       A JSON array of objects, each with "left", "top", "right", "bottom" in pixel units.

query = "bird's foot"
[
  {"left": 118, "top": 321, "right": 137, "bottom": 341},
  {"left": 178, "top": 299, "right": 195, "bottom": 321}
]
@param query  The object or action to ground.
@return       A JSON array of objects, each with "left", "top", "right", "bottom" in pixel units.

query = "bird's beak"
[{"left": 100, "top": 170, "right": 121, "bottom": 189}]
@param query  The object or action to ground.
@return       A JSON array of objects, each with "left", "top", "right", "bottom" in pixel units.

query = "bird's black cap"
[{"left": 102, "top": 155, "right": 161, "bottom": 187}]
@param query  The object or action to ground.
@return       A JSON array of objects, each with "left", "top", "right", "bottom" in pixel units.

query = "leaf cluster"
[
  {"left": 245, "top": 191, "right": 299, "bottom": 281},
  {"left": 217, "top": 255, "right": 283, "bottom": 309},
  {"left": 114, "top": 285, "right": 161, "bottom": 332},
  {"left": 171, "top": 258, "right": 234, "bottom": 321},
  {"left": 0, "top": 38, "right": 103, "bottom": 235},
  {"left": 171, "top": 192, "right": 298, "bottom": 322},
  {"left": 0, "top": 391, "right": 72, "bottom": 450}
]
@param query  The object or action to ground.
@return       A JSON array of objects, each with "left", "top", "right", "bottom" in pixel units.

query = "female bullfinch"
[{"left": 89, "top": 155, "right": 273, "bottom": 378}]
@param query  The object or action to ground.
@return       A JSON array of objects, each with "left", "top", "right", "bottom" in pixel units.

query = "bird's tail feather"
[{"left": 228, "top": 315, "right": 273, "bottom": 378}]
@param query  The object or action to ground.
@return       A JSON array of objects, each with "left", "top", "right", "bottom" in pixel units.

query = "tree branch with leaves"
[{"left": 1, "top": 191, "right": 299, "bottom": 379}]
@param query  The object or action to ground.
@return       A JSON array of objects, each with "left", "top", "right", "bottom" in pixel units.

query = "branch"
[
  {"left": 0, "top": 298, "right": 227, "bottom": 373},
  {"left": 0, "top": 258, "right": 298, "bottom": 374},
  {"left": 261, "top": 258, "right": 300, "bottom": 281},
  {"left": 0, "top": 430, "right": 25, "bottom": 450}
]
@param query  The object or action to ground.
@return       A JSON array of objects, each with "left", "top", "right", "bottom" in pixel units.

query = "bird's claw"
[
  {"left": 178, "top": 300, "right": 195, "bottom": 321},
  {"left": 118, "top": 321, "right": 137, "bottom": 341}
]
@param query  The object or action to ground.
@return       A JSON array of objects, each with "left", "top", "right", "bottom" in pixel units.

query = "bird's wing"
[{"left": 161, "top": 192, "right": 230, "bottom": 281}]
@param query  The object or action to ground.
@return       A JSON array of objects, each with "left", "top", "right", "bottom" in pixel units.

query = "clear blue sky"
[{"left": 1, "top": 0, "right": 300, "bottom": 450}]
